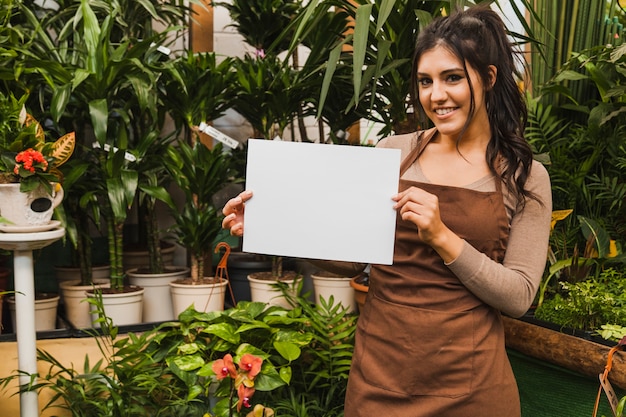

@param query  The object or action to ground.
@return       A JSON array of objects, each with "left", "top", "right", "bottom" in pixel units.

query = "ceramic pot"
[
  {"left": 169, "top": 277, "right": 228, "bottom": 317},
  {"left": 0, "top": 183, "right": 63, "bottom": 226},
  {"left": 8, "top": 293, "right": 60, "bottom": 332},
  {"left": 226, "top": 253, "right": 272, "bottom": 304},
  {"left": 127, "top": 266, "right": 190, "bottom": 323},
  {"left": 86, "top": 286, "right": 145, "bottom": 327},
  {"left": 311, "top": 271, "right": 356, "bottom": 312},
  {"left": 247, "top": 271, "right": 300, "bottom": 309},
  {"left": 58, "top": 279, "right": 111, "bottom": 329}
]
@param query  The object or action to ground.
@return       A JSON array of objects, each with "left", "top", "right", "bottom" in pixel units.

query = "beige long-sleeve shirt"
[{"left": 315, "top": 132, "right": 552, "bottom": 318}]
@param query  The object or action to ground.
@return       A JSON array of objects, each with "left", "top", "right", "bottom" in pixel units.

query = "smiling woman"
[{"left": 223, "top": 5, "right": 552, "bottom": 417}]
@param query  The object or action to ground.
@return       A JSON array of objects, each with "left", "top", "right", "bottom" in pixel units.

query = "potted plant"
[
  {"left": 160, "top": 139, "right": 239, "bottom": 317},
  {"left": 0, "top": 91, "right": 76, "bottom": 332},
  {"left": 45, "top": 0, "right": 170, "bottom": 325},
  {"left": 0, "top": 92, "right": 74, "bottom": 229},
  {"left": 13, "top": 0, "right": 191, "bottom": 326}
]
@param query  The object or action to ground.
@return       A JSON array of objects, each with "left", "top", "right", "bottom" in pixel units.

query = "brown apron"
[{"left": 344, "top": 131, "right": 520, "bottom": 417}]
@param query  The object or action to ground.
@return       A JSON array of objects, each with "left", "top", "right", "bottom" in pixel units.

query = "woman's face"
[{"left": 416, "top": 46, "right": 491, "bottom": 140}]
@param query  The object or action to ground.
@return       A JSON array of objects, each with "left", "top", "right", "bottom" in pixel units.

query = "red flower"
[
  {"left": 212, "top": 354, "right": 237, "bottom": 380},
  {"left": 14, "top": 148, "right": 48, "bottom": 174},
  {"left": 239, "top": 353, "right": 263, "bottom": 379},
  {"left": 237, "top": 384, "right": 256, "bottom": 412}
]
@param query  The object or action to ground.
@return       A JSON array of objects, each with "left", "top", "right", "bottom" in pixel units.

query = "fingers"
[
  {"left": 393, "top": 187, "right": 439, "bottom": 224},
  {"left": 222, "top": 190, "right": 253, "bottom": 216},
  {"left": 221, "top": 212, "right": 237, "bottom": 230},
  {"left": 221, "top": 190, "right": 253, "bottom": 236}
]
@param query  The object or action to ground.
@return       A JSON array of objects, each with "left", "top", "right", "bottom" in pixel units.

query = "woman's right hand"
[{"left": 221, "top": 190, "right": 253, "bottom": 237}]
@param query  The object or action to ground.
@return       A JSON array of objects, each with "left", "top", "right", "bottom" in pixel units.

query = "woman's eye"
[
  {"left": 447, "top": 74, "right": 463, "bottom": 82},
  {"left": 418, "top": 78, "right": 432, "bottom": 87}
]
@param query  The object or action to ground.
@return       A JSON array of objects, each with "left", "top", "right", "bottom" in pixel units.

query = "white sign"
[
  {"left": 198, "top": 122, "right": 240, "bottom": 149},
  {"left": 242, "top": 139, "right": 400, "bottom": 265}
]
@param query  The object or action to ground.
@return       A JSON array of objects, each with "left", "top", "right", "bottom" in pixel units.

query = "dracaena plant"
[{"left": 160, "top": 141, "right": 238, "bottom": 282}]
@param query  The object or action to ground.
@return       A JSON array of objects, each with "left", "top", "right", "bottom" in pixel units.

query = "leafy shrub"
[
  {"left": 0, "top": 285, "right": 357, "bottom": 417},
  {"left": 535, "top": 268, "right": 626, "bottom": 332}
]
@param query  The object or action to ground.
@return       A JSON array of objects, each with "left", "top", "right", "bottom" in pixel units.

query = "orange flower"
[
  {"left": 212, "top": 354, "right": 237, "bottom": 380},
  {"left": 239, "top": 353, "right": 263, "bottom": 379},
  {"left": 237, "top": 384, "right": 255, "bottom": 412}
]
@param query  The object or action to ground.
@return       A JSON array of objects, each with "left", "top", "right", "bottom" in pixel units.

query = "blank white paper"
[{"left": 242, "top": 139, "right": 401, "bottom": 265}]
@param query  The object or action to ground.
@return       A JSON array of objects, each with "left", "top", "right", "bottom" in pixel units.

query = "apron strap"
[{"left": 400, "top": 129, "right": 437, "bottom": 176}]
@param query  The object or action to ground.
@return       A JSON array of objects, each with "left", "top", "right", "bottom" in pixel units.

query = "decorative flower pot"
[
  {"left": 127, "top": 266, "right": 190, "bottom": 323},
  {"left": 169, "top": 277, "right": 228, "bottom": 317},
  {"left": 58, "top": 279, "right": 111, "bottom": 329},
  {"left": 0, "top": 183, "right": 63, "bottom": 227},
  {"left": 247, "top": 271, "right": 301, "bottom": 309},
  {"left": 311, "top": 271, "right": 356, "bottom": 312},
  {"left": 86, "top": 286, "right": 145, "bottom": 327},
  {"left": 7, "top": 293, "right": 60, "bottom": 332}
]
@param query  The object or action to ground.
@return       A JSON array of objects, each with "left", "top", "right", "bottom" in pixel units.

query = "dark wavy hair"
[{"left": 409, "top": 5, "right": 537, "bottom": 205}]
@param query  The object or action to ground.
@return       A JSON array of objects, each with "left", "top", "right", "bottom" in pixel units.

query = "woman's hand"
[
  {"left": 222, "top": 190, "right": 253, "bottom": 237},
  {"left": 393, "top": 186, "right": 463, "bottom": 263}
]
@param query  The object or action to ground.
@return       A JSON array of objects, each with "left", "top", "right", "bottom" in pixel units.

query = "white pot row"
[
  {"left": 47, "top": 264, "right": 357, "bottom": 331},
  {"left": 54, "top": 266, "right": 229, "bottom": 329}
]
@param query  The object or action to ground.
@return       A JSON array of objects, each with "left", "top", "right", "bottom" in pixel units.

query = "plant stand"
[
  {"left": 0, "top": 227, "right": 65, "bottom": 417},
  {"left": 503, "top": 315, "right": 626, "bottom": 390}
]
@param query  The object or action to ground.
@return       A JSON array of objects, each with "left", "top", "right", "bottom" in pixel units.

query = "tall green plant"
[
  {"left": 160, "top": 142, "right": 237, "bottom": 282},
  {"left": 231, "top": 54, "right": 311, "bottom": 140},
  {"left": 528, "top": 44, "right": 626, "bottom": 245},
  {"left": 527, "top": 0, "right": 625, "bottom": 103},
  {"left": 12, "top": 0, "right": 191, "bottom": 286},
  {"left": 160, "top": 51, "right": 237, "bottom": 141},
  {"left": 213, "top": 0, "right": 301, "bottom": 53},
  {"left": 290, "top": 0, "right": 535, "bottom": 138}
]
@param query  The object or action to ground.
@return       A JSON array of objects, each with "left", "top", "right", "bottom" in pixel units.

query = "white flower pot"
[
  {"left": 247, "top": 272, "right": 300, "bottom": 309},
  {"left": 169, "top": 278, "right": 228, "bottom": 317},
  {"left": 127, "top": 266, "right": 190, "bottom": 323},
  {"left": 0, "top": 183, "right": 63, "bottom": 227},
  {"left": 311, "top": 272, "right": 356, "bottom": 313},
  {"left": 86, "top": 286, "right": 145, "bottom": 327},
  {"left": 58, "top": 279, "right": 111, "bottom": 329},
  {"left": 8, "top": 293, "right": 60, "bottom": 332}
]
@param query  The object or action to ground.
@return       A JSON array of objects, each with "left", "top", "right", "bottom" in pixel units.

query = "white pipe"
[{"left": 13, "top": 249, "right": 39, "bottom": 417}]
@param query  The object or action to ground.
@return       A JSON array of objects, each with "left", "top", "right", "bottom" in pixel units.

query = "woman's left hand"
[
  {"left": 393, "top": 186, "right": 447, "bottom": 246},
  {"left": 392, "top": 186, "right": 465, "bottom": 264}
]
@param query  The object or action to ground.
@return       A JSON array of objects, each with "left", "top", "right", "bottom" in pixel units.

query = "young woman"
[{"left": 222, "top": 5, "right": 552, "bottom": 416}]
